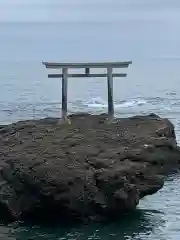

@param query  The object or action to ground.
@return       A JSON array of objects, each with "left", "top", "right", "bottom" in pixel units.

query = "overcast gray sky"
[{"left": 0, "top": 0, "right": 180, "bottom": 22}]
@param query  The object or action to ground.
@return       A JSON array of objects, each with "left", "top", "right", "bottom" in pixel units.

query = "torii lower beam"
[{"left": 42, "top": 61, "right": 132, "bottom": 121}]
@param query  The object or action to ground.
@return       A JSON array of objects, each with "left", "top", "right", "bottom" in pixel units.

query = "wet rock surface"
[{"left": 0, "top": 113, "right": 180, "bottom": 222}]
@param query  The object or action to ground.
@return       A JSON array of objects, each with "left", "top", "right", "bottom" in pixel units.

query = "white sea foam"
[{"left": 85, "top": 97, "right": 146, "bottom": 109}]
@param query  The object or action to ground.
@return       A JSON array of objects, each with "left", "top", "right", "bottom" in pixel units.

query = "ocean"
[{"left": 0, "top": 0, "right": 180, "bottom": 239}]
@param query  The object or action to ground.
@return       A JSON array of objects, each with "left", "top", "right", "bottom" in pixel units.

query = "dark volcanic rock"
[{"left": 0, "top": 113, "right": 180, "bottom": 222}]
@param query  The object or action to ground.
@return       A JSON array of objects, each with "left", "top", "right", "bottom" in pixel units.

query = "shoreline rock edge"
[{"left": 0, "top": 113, "right": 180, "bottom": 222}]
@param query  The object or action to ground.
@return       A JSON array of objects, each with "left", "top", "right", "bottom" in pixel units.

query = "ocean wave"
[{"left": 84, "top": 97, "right": 146, "bottom": 109}]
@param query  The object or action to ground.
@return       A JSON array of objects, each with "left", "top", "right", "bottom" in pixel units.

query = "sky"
[{"left": 0, "top": 0, "right": 180, "bottom": 22}]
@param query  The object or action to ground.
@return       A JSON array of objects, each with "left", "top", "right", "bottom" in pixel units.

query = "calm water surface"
[{"left": 0, "top": 1, "right": 180, "bottom": 239}]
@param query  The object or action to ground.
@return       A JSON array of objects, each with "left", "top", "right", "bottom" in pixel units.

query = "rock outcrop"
[{"left": 0, "top": 113, "right": 180, "bottom": 222}]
